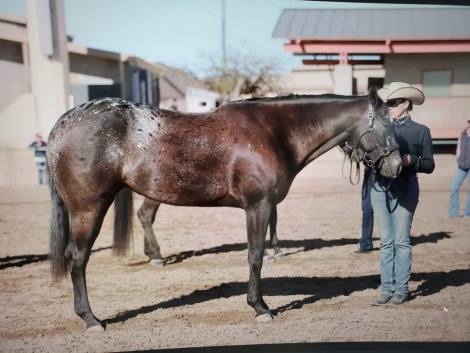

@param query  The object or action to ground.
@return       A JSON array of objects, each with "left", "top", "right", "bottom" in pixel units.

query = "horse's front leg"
[
  {"left": 137, "top": 198, "right": 164, "bottom": 267},
  {"left": 246, "top": 199, "right": 273, "bottom": 322}
]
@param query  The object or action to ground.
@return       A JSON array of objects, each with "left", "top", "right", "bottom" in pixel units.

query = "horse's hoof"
[
  {"left": 274, "top": 252, "right": 286, "bottom": 259},
  {"left": 85, "top": 324, "right": 104, "bottom": 332},
  {"left": 150, "top": 259, "right": 164, "bottom": 267},
  {"left": 255, "top": 313, "right": 273, "bottom": 322},
  {"left": 263, "top": 255, "right": 274, "bottom": 263}
]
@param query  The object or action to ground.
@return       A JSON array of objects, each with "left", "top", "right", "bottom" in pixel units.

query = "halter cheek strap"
[{"left": 367, "top": 104, "right": 375, "bottom": 132}]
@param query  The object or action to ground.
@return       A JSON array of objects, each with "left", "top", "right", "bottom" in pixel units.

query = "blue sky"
[{"left": 0, "top": 0, "right": 449, "bottom": 76}]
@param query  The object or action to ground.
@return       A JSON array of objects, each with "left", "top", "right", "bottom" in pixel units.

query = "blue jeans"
[
  {"left": 36, "top": 162, "right": 47, "bottom": 185},
  {"left": 360, "top": 170, "right": 374, "bottom": 251},
  {"left": 370, "top": 176, "right": 419, "bottom": 296},
  {"left": 449, "top": 168, "right": 470, "bottom": 218}
]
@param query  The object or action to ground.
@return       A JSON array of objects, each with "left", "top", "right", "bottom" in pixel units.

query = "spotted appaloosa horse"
[{"left": 47, "top": 87, "right": 401, "bottom": 331}]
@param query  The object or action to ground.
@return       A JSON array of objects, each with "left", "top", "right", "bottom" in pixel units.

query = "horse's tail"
[
  {"left": 113, "top": 187, "right": 133, "bottom": 256},
  {"left": 48, "top": 163, "right": 70, "bottom": 283}
]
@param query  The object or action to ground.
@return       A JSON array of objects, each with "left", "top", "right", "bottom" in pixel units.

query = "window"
[
  {"left": 368, "top": 77, "right": 384, "bottom": 90},
  {"left": 199, "top": 101, "right": 207, "bottom": 106},
  {"left": 423, "top": 70, "right": 452, "bottom": 97}
]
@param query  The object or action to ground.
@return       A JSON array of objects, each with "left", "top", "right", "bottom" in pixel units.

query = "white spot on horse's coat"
[
  {"left": 105, "top": 143, "right": 122, "bottom": 165},
  {"left": 93, "top": 98, "right": 112, "bottom": 105}
]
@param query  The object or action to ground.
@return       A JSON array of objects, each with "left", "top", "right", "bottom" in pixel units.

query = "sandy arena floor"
[{"left": 1, "top": 151, "right": 469, "bottom": 352}]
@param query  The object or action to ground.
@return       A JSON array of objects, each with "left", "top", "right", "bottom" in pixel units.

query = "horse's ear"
[{"left": 368, "top": 86, "right": 379, "bottom": 107}]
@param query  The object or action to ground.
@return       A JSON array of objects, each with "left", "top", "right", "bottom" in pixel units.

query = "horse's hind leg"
[
  {"left": 263, "top": 206, "right": 284, "bottom": 262},
  {"left": 269, "top": 206, "right": 285, "bottom": 259},
  {"left": 137, "top": 198, "right": 164, "bottom": 267},
  {"left": 66, "top": 202, "right": 110, "bottom": 331}
]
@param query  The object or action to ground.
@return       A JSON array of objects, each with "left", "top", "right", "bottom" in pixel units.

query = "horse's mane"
[{"left": 229, "top": 94, "right": 365, "bottom": 104}]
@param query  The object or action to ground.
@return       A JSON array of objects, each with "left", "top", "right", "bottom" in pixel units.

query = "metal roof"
[
  {"left": 273, "top": 8, "right": 470, "bottom": 41},
  {"left": 159, "top": 69, "right": 209, "bottom": 100}
]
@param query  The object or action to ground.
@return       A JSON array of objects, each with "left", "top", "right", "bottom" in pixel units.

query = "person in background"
[
  {"left": 357, "top": 163, "right": 374, "bottom": 253},
  {"left": 448, "top": 119, "right": 470, "bottom": 218},
  {"left": 371, "top": 82, "right": 435, "bottom": 306},
  {"left": 28, "top": 133, "right": 48, "bottom": 185},
  {"left": 340, "top": 144, "right": 375, "bottom": 254},
  {"left": 170, "top": 98, "right": 178, "bottom": 111}
]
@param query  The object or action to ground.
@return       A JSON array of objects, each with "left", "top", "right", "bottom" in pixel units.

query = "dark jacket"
[
  {"left": 29, "top": 141, "right": 47, "bottom": 163},
  {"left": 392, "top": 117, "right": 435, "bottom": 179}
]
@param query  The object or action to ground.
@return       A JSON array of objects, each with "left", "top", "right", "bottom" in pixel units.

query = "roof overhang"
[
  {"left": 68, "top": 43, "right": 128, "bottom": 62},
  {"left": 284, "top": 39, "right": 470, "bottom": 55},
  {"left": 0, "top": 13, "right": 27, "bottom": 43}
]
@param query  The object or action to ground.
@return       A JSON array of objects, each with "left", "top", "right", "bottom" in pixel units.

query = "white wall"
[
  {"left": 185, "top": 87, "right": 219, "bottom": 113},
  {"left": 385, "top": 53, "right": 470, "bottom": 139},
  {"left": 0, "top": 40, "right": 30, "bottom": 112},
  {"left": 0, "top": 93, "right": 38, "bottom": 149},
  {"left": 384, "top": 53, "right": 470, "bottom": 96},
  {"left": 278, "top": 64, "right": 385, "bottom": 96}
]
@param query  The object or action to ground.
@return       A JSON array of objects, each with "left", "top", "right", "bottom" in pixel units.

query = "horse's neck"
[{"left": 282, "top": 99, "right": 366, "bottom": 172}]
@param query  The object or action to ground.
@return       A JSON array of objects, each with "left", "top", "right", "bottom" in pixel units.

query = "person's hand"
[{"left": 401, "top": 154, "right": 411, "bottom": 166}]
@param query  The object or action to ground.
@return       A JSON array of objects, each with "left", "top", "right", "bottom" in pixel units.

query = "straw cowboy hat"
[{"left": 377, "top": 82, "right": 425, "bottom": 105}]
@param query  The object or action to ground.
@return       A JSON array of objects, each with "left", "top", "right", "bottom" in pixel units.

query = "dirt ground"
[{"left": 1, "top": 151, "right": 469, "bottom": 352}]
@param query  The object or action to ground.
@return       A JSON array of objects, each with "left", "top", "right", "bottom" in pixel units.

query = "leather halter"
[{"left": 349, "top": 104, "right": 399, "bottom": 169}]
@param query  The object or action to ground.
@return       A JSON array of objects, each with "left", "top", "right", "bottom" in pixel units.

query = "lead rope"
[
  {"left": 371, "top": 168, "right": 395, "bottom": 195},
  {"left": 340, "top": 147, "right": 361, "bottom": 185},
  {"left": 349, "top": 160, "right": 360, "bottom": 185}
]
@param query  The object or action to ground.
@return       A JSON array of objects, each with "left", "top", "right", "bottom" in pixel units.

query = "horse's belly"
[{"left": 126, "top": 162, "right": 231, "bottom": 206}]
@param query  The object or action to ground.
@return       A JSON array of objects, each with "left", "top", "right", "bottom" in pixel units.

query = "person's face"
[
  {"left": 386, "top": 99, "right": 409, "bottom": 119},
  {"left": 36, "top": 135, "right": 42, "bottom": 142}
]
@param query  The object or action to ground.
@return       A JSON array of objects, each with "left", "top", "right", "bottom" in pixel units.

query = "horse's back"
[{"left": 48, "top": 98, "right": 291, "bottom": 208}]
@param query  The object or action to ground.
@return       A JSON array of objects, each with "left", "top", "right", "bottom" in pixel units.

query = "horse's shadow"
[
  {"left": 410, "top": 231, "right": 452, "bottom": 246},
  {"left": 162, "top": 231, "right": 452, "bottom": 265},
  {"left": 0, "top": 246, "right": 111, "bottom": 270},
  {"left": 103, "top": 267, "right": 470, "bottom": 326},
  {"left": 0, "top": 253, "right": 48, "bottom": 270},
  {"left": 0, "top": 232, "right": 451, "bottom": 270}
]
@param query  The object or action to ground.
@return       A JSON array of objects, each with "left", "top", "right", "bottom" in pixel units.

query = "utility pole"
[{"left": 222, "top": 0, "right": 226, "bottom": 67}]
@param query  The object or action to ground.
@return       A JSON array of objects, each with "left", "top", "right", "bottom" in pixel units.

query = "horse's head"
[{"left": 352, "top": 87, "right": 402, "bottom": 178}]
